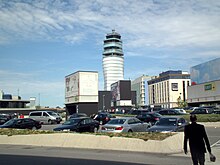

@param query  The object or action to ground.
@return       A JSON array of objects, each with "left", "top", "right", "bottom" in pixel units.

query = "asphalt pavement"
[
  {"left": 0, "top": 145, "right": 192, "bottom": 165},
  {"left": 0, "top": 122, "right": 219, "bottom": 165}
]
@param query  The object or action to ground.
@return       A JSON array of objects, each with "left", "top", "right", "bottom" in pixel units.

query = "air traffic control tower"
[{"left": 102, "top": 30, "right": 124, "bottom": 91}]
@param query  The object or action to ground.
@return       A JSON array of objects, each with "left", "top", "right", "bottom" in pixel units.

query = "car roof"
[
  {"left": 111, "top": 117, "right": 136, "bottom": 120},
  {"left": 10, "top": 118, "right": 33, "bottom": 121},
  {"left": 160, "top": 116, "right": 182, "bottom": 119},
  {"left": 140, "top": 112, "right": 159, "bottom": 114},
  {"left": 29, "top": 111, "right": 55, "bottom": 113},
  {"left": 69, "top": 116, "right": 90, "bottom": 119}
]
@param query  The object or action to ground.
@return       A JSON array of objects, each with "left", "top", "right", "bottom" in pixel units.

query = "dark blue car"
[
  {"left": 0, "top": 118, "right": 41, "bottom": 130},
  {"left": 53, "top": 117, "right": 100, "bottom": 133}
]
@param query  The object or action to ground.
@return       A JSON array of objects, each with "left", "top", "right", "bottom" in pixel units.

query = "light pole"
[
  {"left": 38, "top": 93, "right": 41, "bottom": 107},
  {"left": 103, "top": 95, "right": 105, "bottom": 111}
]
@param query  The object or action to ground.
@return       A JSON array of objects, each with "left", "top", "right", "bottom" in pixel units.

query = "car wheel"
[
  {"left": 128, "top": 129, "right": 133, "bottom": 133},
  {"left": 48, "top": 120, "right": 53, "bottom": 125},
  {"left": 93, "top": 127, "right": 98, "bottom": 133}
]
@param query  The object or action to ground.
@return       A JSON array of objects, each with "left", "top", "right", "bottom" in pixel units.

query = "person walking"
[{"left": 184, "top": 114, "right": 212, "bottom": 165}]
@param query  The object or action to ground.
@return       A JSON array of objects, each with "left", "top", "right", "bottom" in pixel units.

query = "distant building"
[
  {"left": 131, "top": 75, "right": 152, "bottom": 107},
  {"left": 0, "top": 90, "right": 29, "bottom": 109},
  {"left": 148, "top": 70, "right": 191, "bottom": 109},
  {"left": 0, "top": 90, "right": 33, "bottom": 115},
  {"left": 102, "top": 30, "right": 124, "bottom": 91},
  {"left": 111, "top": 80, "right": 136, "bottom": 110},
  {"left": 187, "top": 58, "right": 220, "bottom": 107},
  {"left": 191, "top": 57, "right": 220, "bottom": 85},
  {"left": 29, "top": 97, "right": 36, "bottom": 108},
  {"left": 65, "top": 71, "right": 99, "bottom": 116},
  {"left": 98, "top": 91, "right": 112, "bottom": 111}
]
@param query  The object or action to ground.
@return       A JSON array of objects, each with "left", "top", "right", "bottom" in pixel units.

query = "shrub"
[{"left": 182, "top": 114, "right": 220, "bottom": 122}]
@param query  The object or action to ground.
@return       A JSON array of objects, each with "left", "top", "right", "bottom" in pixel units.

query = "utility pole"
[{"left": 38, "top": 93, "right": 41, "bottom": 107}]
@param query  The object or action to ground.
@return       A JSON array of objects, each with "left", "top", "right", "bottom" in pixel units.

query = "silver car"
[{"left": 100, "top": 117, "right": 149, "bottom": 133}]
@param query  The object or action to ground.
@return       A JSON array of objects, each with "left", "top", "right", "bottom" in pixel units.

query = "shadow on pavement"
[{"left": 0, "top": 154, "right": 153, "bottom": 165}]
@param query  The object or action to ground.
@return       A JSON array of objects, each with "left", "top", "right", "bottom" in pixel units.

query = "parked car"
[
  {"left": 148, "top": 116, "right": 188, "bottom": 132},
  {"left": 53, "top": 117, "right": 100, "bottom": 132},
  {"left": 0, "top": 114, "right": 11, "bottom": 125},
  {"left": 128, "top": 109, "right": 149, "bottom": 115},
  {"left": 136, "top": 112, "right": 162, "bottom": 126},
  {"left": 93, "top": 112, "right": 115, "bottom": 125},
  {"left": 29, "top": 111, "right": 62, "bottom": 124},
  {"left": 101, "top": 117, "right": 149, "bottom": 133},
  {"left": 189, "top": 107, "right": 199, "bottom": 111},
  {"left": 158, "top": 109, "right": 184, "bottom": 115},
  {"left": 172, "top": 108, "right": 188, "bottom": 114},
  {"left": 190, "top": 108, "right": 214, "bottom": 114},
  {"left": 68, "top": 113, "right": 87, "bottom": 119},
  {"left": 0, "top": 118, "right": 42, "bottom": 130}
]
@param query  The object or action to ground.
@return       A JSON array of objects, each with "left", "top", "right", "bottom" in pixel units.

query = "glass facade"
[{"left": 190, "top": 58, "right": 220, "bottom": 84}]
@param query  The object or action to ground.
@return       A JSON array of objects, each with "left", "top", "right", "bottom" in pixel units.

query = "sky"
[{"left": 0, "top": 0, "right": 220, "bottom": 108}]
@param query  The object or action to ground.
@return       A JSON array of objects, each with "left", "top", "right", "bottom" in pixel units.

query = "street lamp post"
[{"left": 103, "top": 95, "right": 105, "bottom": 111}]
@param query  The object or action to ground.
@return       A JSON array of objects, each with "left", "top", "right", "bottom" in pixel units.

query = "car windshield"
[
  {"left": 71, "top": 113, "right": 86, "bottom": 117},
  {"left": 107, "top": 119, "right": 126, "bottom": 125},
  {"left": 152, "top": 113, "right": 162, "bottom": 117},
  {"left": 156, "top": 118, "right": 177, "bottom": 126},
  {"left": 63, "top": 119, "right": 81, "bottom": 125},
  {"left": 3, "top": 119, "right": 15, "bottom": 126},
  {"left": 47, "top": 111, "right": 57, "bottom": 116}
]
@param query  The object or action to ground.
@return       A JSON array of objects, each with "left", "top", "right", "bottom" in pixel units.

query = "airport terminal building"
[{"left": 187, "top": 58, "right": 220, "bottom": 107}]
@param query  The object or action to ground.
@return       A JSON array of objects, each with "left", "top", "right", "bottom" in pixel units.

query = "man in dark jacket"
[{"left": 184, "top": 114, "right": 211, "bottom": 165}]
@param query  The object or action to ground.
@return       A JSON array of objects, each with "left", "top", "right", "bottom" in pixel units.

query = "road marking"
[{"left": 211, "top": 139, "right": 220, "bottom": 148}]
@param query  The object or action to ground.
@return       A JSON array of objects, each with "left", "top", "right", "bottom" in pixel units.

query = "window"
[
  {"left": 128, "top": 119, "right": 135, "bottom": 124},
  {"left": 43, "top": 112, "right": 49, "bottom": 116},
  {"left": 171, "top": 83, "right": 178, "bottom": 91},
  {"left": 30, "top": 112, "right": 41, "bottom": 116},
  {"left": 80, "top": 120, "right": 86, "bottom": 125},
  {"left": 85, "top": 118, "right": 92, "bottom": 124},
  {"left": 133, "top": 118, "right": 141, "bottom": 123}
]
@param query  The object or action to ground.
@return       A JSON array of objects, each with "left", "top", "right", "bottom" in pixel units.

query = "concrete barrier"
[{"left": 0, "top": 132, "right": 184, "bottom": 154}]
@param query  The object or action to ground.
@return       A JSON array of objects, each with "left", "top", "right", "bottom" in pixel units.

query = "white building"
[
  {"left": 131, "top": 75, "right": 152, "bottom": 107},
  {"left": 65, "top": 71, "right": 99, "bottom": 115},
  {"left": 148, "top": 70, "right": 191, "bottom": 109},
  {"left": 102, "top": 30, "right": 124, "bottom": 91}
]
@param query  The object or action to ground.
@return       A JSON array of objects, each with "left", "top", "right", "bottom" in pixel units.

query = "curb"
[{"left": 0, "top": 132, "right": 184, "bottom": 154}]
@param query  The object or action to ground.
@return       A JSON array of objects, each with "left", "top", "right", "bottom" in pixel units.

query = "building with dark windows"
[
  {"left": 0, "top": 90, "right": 33, "bottom": 115},
  {"left": 148, "top": 70, "right": 191, "bottom": 109},
  {"left": 187, "top": 58, "right": 220, "bottom": 107},
  {"left": 102, "top": 30, "right": 124, "bottom": 91}
]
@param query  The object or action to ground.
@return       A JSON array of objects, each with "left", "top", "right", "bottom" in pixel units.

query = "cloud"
[{"left": 0, "top": 0, "right": 219, "bottom": 49}]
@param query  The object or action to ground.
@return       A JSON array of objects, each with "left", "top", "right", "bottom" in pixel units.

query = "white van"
[{"left": 29, "top": 111, "right": 62, "bottom": 124}]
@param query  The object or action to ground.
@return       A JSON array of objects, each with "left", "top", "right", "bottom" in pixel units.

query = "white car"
[{"left": 101, "top": 117, "right": 149, "bottom": 133}]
